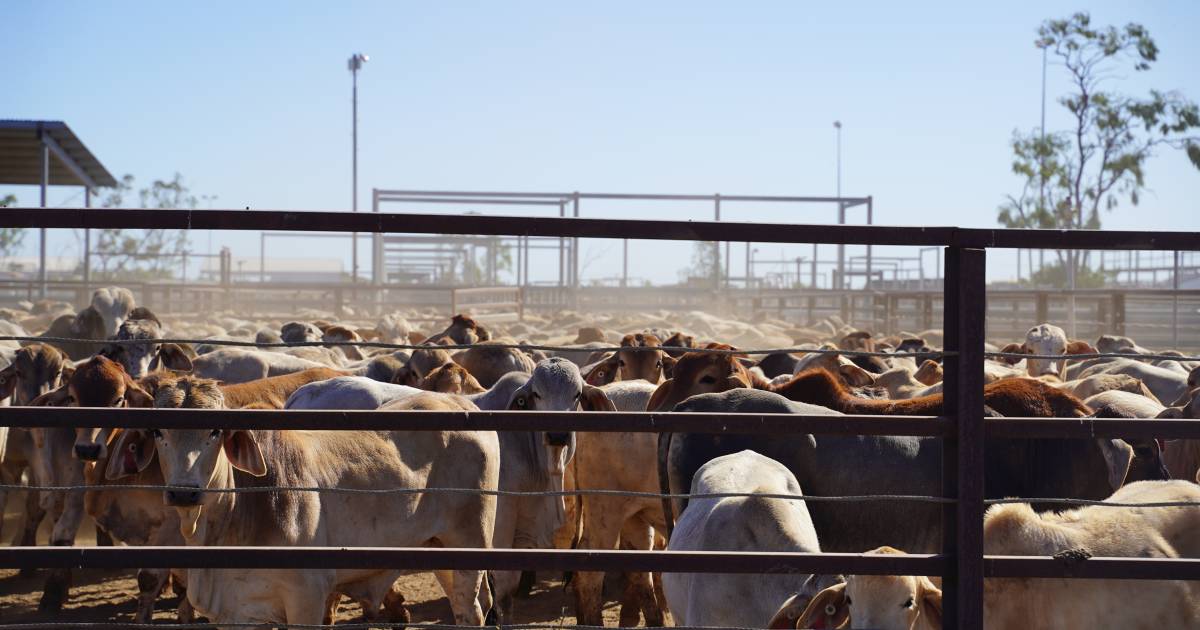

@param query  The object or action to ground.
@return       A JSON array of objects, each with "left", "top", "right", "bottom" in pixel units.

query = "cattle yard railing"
[{"left": 2, "top": 207, "right": 1200, "bottom": 630}]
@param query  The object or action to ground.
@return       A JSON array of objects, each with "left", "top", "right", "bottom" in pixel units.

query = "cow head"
[
  {"left": 427, "top": 314, "right": 489, "bottom": 346},
  {"left": 1, "top": 344, "right": 70, "bottom": 405},
  {"left": 47, "top": 355, "right": 157, "bottom": 461},
  {"left": 280, "top": 321, "right": 323, "bottom": 343},
  {"left": 106, "top": 376, "right": 263, "bottom": 539},
  {"left": 646, "top": 344, "right": 764, "bottom": 412},
  {"left": 507, "top": 357, "right": 614, "bottom": 468},
  {"left": 615, "top": 333, "right": 670, "bottom": 384},
  {"left": 419, "top": 362, "right": 486, "bottom": 394},
  {"left": 1021, "top": 323, "right": 1068, "bottom": 377},
  {"left": 791, "top": 550, "right": 941, "bottom": 630},
  {"left": 102, "top": 317, "right": 193, "bottom": 379}
]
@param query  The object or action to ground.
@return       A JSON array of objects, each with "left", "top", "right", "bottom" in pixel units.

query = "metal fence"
[{"left": 2, "top": 206, "right": 1200, "bottom": 629}]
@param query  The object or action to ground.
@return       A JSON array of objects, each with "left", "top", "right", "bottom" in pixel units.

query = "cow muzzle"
[
  {"left": 74, "top": 443, "right": 102, "bottom": 461},
  {"left": 545, "top": 432, "right": 572, "bottom": 447},
  {"left": 165, "top": 485, "right": 203, "bottom": 507}
]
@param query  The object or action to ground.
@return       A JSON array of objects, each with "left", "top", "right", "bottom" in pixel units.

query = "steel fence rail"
[
  {"left": 5, "top": 207, "right": 1200, "bottom": 251},
  {"left": 0, "top": 408, "right": 953, "bottom": 437},
  {"left": 7, "top": 408, "right": 1200, "bottom": 439},
  {"left": 0, "top": 547, "right": 948, "bottom": 574}
]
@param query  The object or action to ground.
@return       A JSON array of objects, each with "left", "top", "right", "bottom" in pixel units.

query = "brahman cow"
[
  {"left": 107, "top": 375, "right": 500, "bottom": 626},
  {"left": 663, "top": 450, "right": 836, "bottom": 628},
  {"left": 661, "top": 389, "right": 1134, "bottom": 555},
  {"left": 793, "top": 481, "right": 1200, "bottom": 629}
]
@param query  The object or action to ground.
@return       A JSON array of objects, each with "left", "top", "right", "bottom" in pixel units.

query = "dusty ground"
[{"left": 0, "top": 493, "right": 643, "bottom": 626}]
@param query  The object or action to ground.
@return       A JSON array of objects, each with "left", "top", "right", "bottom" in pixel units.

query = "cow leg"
[
  {"left": 95, "top": 525, "right": 113, "bottom": 546},
  {"left": 616, "top": 519, "right": 664, "bottom": 627},
  {"left": 322, "top": 592, "right": 341, "bottom": 625},
  {"left": 283, "top": 588, "right": 332, "bottom": 625},
  {"left": 516, "top": 569, "right": 537, "bottom": 598},
  {"left": 382, "top": 582, "right": 411, "bottom": 624},
  {"left": 39, "top": 487, "right": 85, "bottom": 612},
  {"left": 16, "top": 490, "right": 44, "bottom": 577},
  {"left": 135, "top": 568, "right": 171, "bottom": 623},
  {"left": 171, "top": 573, "right": 194, "bottom": 623},
  {"left": 572, "top": 499, "right": 626, "bottom": 627}
]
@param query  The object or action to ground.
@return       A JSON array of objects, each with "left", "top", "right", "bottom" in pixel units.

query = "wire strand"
[
  {"left": 8, "top": 483, "right": 1200, "bottom": 508},
  {"left": 0, "top": 335, "right": 945, "bottom": 358}
]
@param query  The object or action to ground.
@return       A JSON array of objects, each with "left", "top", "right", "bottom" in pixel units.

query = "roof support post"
[
  {"left": 39, "top": 137, "right": 49, "bottom": 299},
  {"left": 83, "top": 187, "right": 91, "bottom": 292}
]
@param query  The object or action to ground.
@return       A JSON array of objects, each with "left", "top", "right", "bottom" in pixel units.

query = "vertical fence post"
[{"left": 940, "top": 246, "right": 985, "bottom": 630}]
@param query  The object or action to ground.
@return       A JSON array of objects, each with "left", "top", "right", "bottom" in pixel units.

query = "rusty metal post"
[
  {"left": 940, "top": 246, "right": 986, "bottom": 629},
  {"left": 1035, "top": 291, "right": 1048, "bottom": 325},
  {"left": 1113, "top": 292, "right": 1126, "bottom": 336}
]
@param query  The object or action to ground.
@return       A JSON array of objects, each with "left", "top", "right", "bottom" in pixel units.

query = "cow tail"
[
  {"left": 564, "top": 453, "right": 584, "bottom": 588},
  {"left": 657, "top": 431, "right": 675, "bottom": 539}
]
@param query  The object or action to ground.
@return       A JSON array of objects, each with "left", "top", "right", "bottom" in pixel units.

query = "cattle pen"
[{"left": 2, "top": 205, "right": 1200, "bottom": 629}]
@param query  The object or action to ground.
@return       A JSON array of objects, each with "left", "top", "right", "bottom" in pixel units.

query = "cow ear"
[
  {"left": 30, "top": 384, "right": 72, "bottom": 407},
  {"left": 919, "top": 577, "right": 943, "bottom": 628},
  {"left": 580, "top": 385, "right": 616, "bottom": 412},
  {"left": 793, "top": 582, "right": 848, "bottom": 630},
  {"left": 0, "top": 365, "right": 16, "bottom": 401},
  {"left": 123, "top": 375, "right": 155, "bottom": 408},
  {"left": 105, "top": 429, "right": 157, "bottom": 480},
  {"left": 1157, "top": 407, "right": 1184, "bottom": 419},
  {"left": 660, "top": 355, "right": 677, "bottom": 379},
  {"left": 646, "top": 379, "right": 673, "bottom": 412},
  {"left": 838, "top": 363, "right": 875, "bottom": 387},
  {"left": 155, "top": 343, "right": 194, "bottom": 372},
  {"left": 223, "top": 430, "right": 267, "bottom": 476},
  {"left": 1098, "top": 438, "right": 1134, "bottom": 490}
]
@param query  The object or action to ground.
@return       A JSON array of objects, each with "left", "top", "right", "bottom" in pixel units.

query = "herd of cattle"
[{"left": 1, "top": 286, "right": 1199, "bottom": 628}]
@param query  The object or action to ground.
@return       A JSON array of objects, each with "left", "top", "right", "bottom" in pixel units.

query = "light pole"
[
  {"left": 349, "top": 53, "right": 368, "bottom": 284},
  {"left": 834, "top": 120, "right": 844, "bottom": 290}
]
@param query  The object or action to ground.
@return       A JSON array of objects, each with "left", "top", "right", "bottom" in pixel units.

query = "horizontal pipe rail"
[
  {"left": 5, "top": 208, "right": 1198, "bottom": 250},
  {"left": 7, "top": 408, "right": 1200, "bottom": 439},
  {"left": 0, "top": 408, "right": 951, "bottom": 436},
  {"left": 376, "top": 190, "right": 873, "bottom": 205}
]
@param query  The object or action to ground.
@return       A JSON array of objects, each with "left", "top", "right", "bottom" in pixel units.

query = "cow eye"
[
  {"left": 114, "top": 396, "right": 125, "bottom": 406},
  {"left": 902, "top": 597, "right": 914, "bottom": 609},
  {"left": 845, "top": 597, "right": 852, "bottom": 606},
  {"left": 656, "top": 361, "right": 663, "bottom": 369},
  {"left": 515, "top": 397, "right": 527, "bottom": 408},
  {"left": 150, "top": 429, "right": 163, "bottom": 439},
  {"left": 210, "top": 429, "right": 221, "bottom": 439},
  {"left": 618, "top": 360, "right": 626, "bottom": 367},
  {"left": 699, "top": 375, "right": 717, "bottom": 384}
]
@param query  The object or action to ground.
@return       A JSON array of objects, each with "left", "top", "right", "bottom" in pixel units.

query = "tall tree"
[
  {"left": 998, "top": 12, "right": 1200, "bottom": 286},
  {"left": 91, "top": 173, "right": 198, "bottom": 279},
  {"left": 0, "top": 194, "right": 25, "bottom": 267}
]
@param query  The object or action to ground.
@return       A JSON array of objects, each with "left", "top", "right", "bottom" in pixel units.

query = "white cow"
[
  {"left": 90, "top": 286, "right": 136, "bottom": 338},
  {"left": 664, "top": 450, "right": 832, "bottom": 628},
  {"left": 107, "top": 375, "right": 500, "bottom": 626}
]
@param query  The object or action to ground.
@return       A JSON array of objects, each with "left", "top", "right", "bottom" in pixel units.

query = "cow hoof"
[
  {"left": 484, "top": 607, "right": 499, "bottom": 626},
  {"left": 38, "top": 583, "right": 67, "bottom": 612}
]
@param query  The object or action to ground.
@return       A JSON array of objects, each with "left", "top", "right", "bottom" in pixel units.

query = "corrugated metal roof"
[{"left": 0, "top": 120, "right": 118, "bottom": 188}]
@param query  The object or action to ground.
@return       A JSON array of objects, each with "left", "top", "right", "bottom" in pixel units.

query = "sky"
[{"left": 3, "top": 1, "right": 1198, "bottom": 285}]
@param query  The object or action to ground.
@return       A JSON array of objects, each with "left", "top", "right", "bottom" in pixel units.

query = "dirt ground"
[{"left": 0, "top": 493, "right": 644, "bottom": 626}]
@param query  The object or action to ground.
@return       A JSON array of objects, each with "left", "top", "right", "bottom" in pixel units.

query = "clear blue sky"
[{"left": 3, "top": 1, "right": 1198, "bottom": 285}]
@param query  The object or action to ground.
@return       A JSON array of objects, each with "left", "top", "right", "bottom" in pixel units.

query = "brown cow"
[
  {"left": 419, "top": 363, "right": 487, "bottom": 395},
  {"left": 426, "top": 314, "right": 491, "bottom": 345}
]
